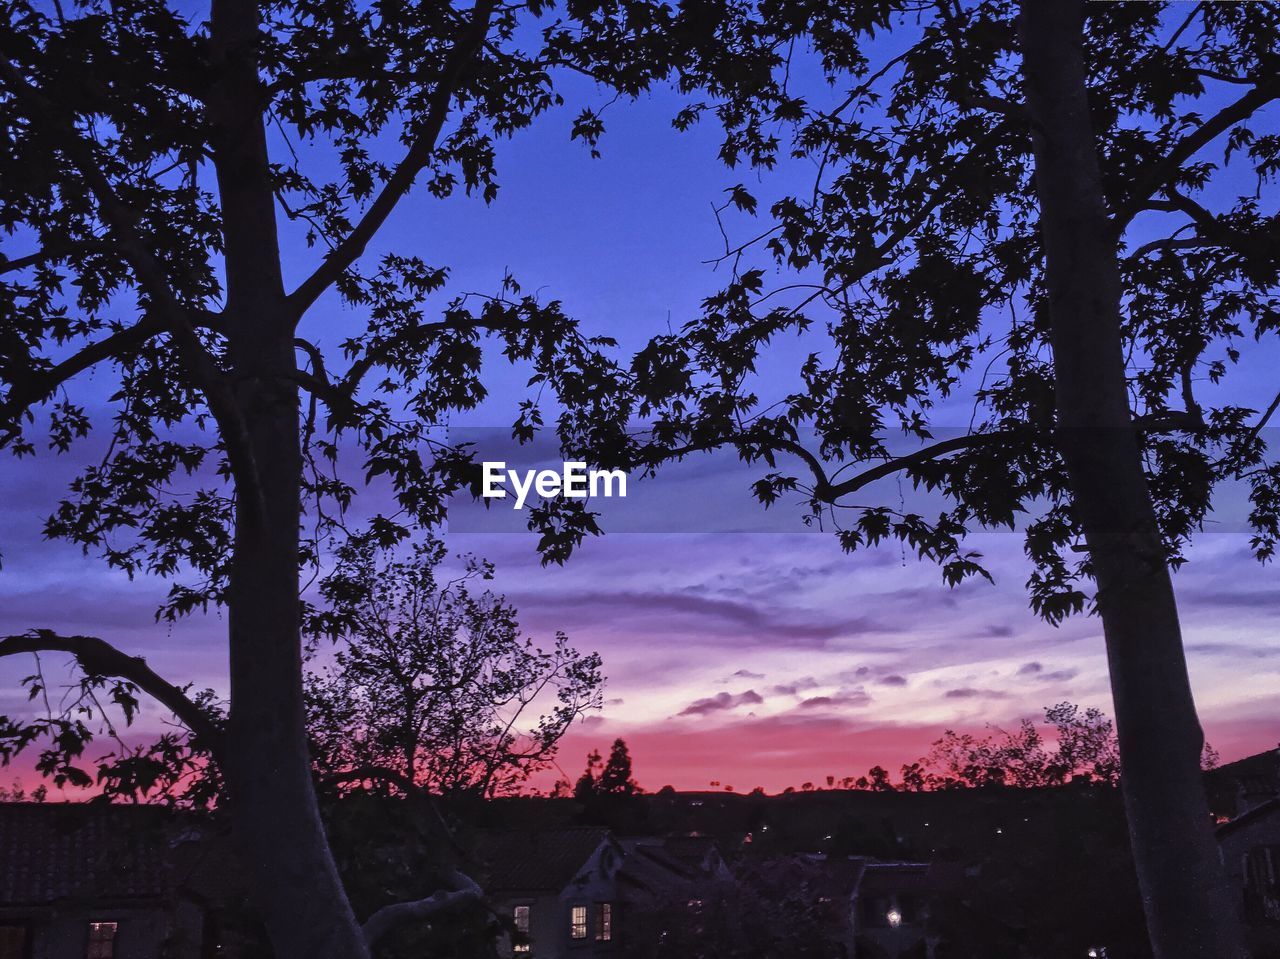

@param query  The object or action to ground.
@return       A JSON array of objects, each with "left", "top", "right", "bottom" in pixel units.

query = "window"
[
  {"left": 512, "top": 905, "right": 531, "bottom": 954},
  {"left": 570, "top": 905, "right": 588, "bottom": 940},
  {"left": 594, "top": 902, "right": 613, "bottom": 942},
  {"left": 0, "top": 925, "right": 28, "bottom": 959},
  {"left": 86, "top": 922, "right": 118, "bottom": 959}
]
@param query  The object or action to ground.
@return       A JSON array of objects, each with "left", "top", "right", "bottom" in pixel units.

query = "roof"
[
  {"left": 858, "top": 860, "right": 967, "bottom": 895},
  {"left": 616, "top": 841, "right": 701, "bottom": 897},
  {"left": 1216, "top": 797, "right": 1280, "bottom": 839},
  {"left": 740, "top": 855, "right": 868, "bottom": 900},
  {"left": 658, "top": 835, "right": 722, "bottom": 872},
  {"left": 0, "top": 802, "right": 177, "bottom": 906},
  {"left": 470, "top": 828, "right": 611, "bottom": 894}
]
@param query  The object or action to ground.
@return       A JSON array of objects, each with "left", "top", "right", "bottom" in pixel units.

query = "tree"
[
  {"left": 574, "top": 748, "right": 604, "bottom": 801},
  {"left": 0, "top": 779, "right": 46, "bottom": 802},
  {"left": 607, "top": 3, "right": 1280, "bottom": 955},
  {"left": 306, "top": 538, "right": 603, "bottom": 799},
  {"left": 598, "top": 737, "right": 640, "bottom": 796},
  {"left": 574, "top": 737, "right": 641, "bottom": 799},
  {"left": 904, "top": 703, "right": 1121, "bottom": 791},
  {"left": 0, "top": 2, "right": 778, "bottom": 955}
]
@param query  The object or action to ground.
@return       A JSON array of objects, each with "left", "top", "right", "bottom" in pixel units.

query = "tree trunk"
[
  {"left": 209, "top": 1, "right": 371, "bottom": 956},
  {"left": 1018, "top": 3, "right": 1246, "bottom": 957}
]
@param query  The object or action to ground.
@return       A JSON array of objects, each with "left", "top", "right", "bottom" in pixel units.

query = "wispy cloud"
[
  {"left": 678, "top": 689, "right": 765, "bottom": 717},
  {"left": 944, "top": 687, "right": 1011, "bottom": 700}
]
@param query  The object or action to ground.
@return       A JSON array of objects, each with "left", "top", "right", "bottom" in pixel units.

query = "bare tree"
[{"left": 307, "top": 538, "right": 603, "bottom": 799}]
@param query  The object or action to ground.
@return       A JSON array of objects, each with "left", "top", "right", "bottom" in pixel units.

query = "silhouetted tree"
[
  {"left": 911, "top": 703, "right": 1120, "bottom": 791},
  {"left": 0, "top": 780, "right": 46, "bottom": 802},
  {"left": 306, "top": 538, "right": 603, "bottom": 798},
  {"left": 575, "top": 738, "right": 641, "bottom": 799},
  {"left": 603, "top": 4, "right": 1280, "bottom": 954},
  {"left": 0, "top": 2, "right": 785, "bottom": 954},
  {"left": 574, "top": 748, "right": 604, "bottom": 801},
  {"left": 598, "top": 737, "right": 641, "bottom": 796}
]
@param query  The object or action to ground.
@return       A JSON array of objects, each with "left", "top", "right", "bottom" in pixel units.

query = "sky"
[{"left": 1, "top": 25, "right": 1279, "bottom": 797}]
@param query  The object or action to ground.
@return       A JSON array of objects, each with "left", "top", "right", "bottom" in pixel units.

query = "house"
[
  {"left": 472, "top": 827, "right": 625, "bottom": 958},
  {"left": 615, "top": 835, "right": 733, "bottom": 909},
  {"left": 1217, "top": 749, "right": 1280, "bottom": 958},
  {"left": 737, "top": 854, "right": 964, "bottom": 959},
  {"left": 471, "top": 829, "right": 732, "bottom": 958},
  {"left": 851, "top": 861, "right": 965, "bottom": 959},
  {"left": 0, "top": 802, "right": 247, "bottom": 959}
]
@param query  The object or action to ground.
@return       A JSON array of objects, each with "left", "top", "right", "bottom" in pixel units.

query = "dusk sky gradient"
[{"left": 2, "top": 57, "right": 1278, "bottom": 796}]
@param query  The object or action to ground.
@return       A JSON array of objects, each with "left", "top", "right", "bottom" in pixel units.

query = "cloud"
[
  {"left": 1187, "top": 642, "right": 1280, "bottom": 659},
  {"left": 1180, "top": 588, "right": 1280, "bottom": 612},
  {"left": 771, "top": 677, "right": 819, "bottom": 696},
  {"left": 678, "top": 690, "right": 765, "bottom": 717},
  {"left": 730, "top": 669, "right": 765, "bottom": 680},
  {"left": 506, "top": 587, "right": 902, "bottom": 648},
  {"left": 878, "top": 674, "right": 908, "bottom": 687},
  {"left": 944, "top": 687, "right": 1011, "bottom": 700},
  {"left": 1016, "top": 662, "right": 1077, "bottom": 683},
  {"left": 797, "top": 689, "right": 873, "bottom": 710},
  {"left": 1037, "top": 668, "right": 1078, "bottom": 683}
]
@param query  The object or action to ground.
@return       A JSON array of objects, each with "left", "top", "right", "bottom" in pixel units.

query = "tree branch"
[
  {"left": 0, "top": 56, "right": 266, "bottom": 523},
  {"left": 1115, "top": 80, "right": 1280, "bottom": 228},
  {"left": 361, "top": 869, "right": 484, "bottom": 948},
  {"left": 668, "top": 409, "right": 1206, "bottom": 508},
  {"left": 287, "top": 0, "right": 497, "bottom": 320},
  {"left": 340, "top": 312, "right": 519, "bottom": 396},
  {"left": 0, "top": 239, "right": 118, "bottom": 275},
  {"left": 0, "top": 630, "right": 224, "bottom": 762},
  {"left": 325, "top": 764, "right": 418, "bottom": 795},
  {"left": 838, "top": 119, "right": 1019, "bottom": 290},
  {"left": 819, "top": 432, "right": 1002, "bottom": 501},
  {"left": 1, "top": 309, "right": 225, "bottom": 445},
  {"left": 323, "top": 765, "right": 466, "bottom": 857},
  {"left": 813, "top": 412, "right": 1201, "bottom": 502},
  {"left": 1, "top": 322, "right": 158, "bottom": 437}
]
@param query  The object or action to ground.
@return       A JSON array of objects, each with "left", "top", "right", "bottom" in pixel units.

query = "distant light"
[
  {"left": 1088, "top": 950, "right": 1099, "bottom": 958},
  {"left": 824, "top": 834, "right": 833, "bottom": 840},
  {"left": 996, "top": 828, "right": 1003, "bottom": 835},
  {"left": 887, "top": 909, "right": 902, "bottom": 928}
]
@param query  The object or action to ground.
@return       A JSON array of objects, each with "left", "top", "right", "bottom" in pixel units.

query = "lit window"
[
  {"left": 513, "top": 905, "right": 531, "bottom": 954},
  {"left": 570, "top": 905, "right": 588, "bottom": 940},
  {"left": 87, "top": 922, "right": 118, "bottom": 959},
  {"left": 595, "top": 902, "right": 613, "bottom": 941},
  {"left": 0, "top": 925, "right": 29, "bottom": 959}
]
